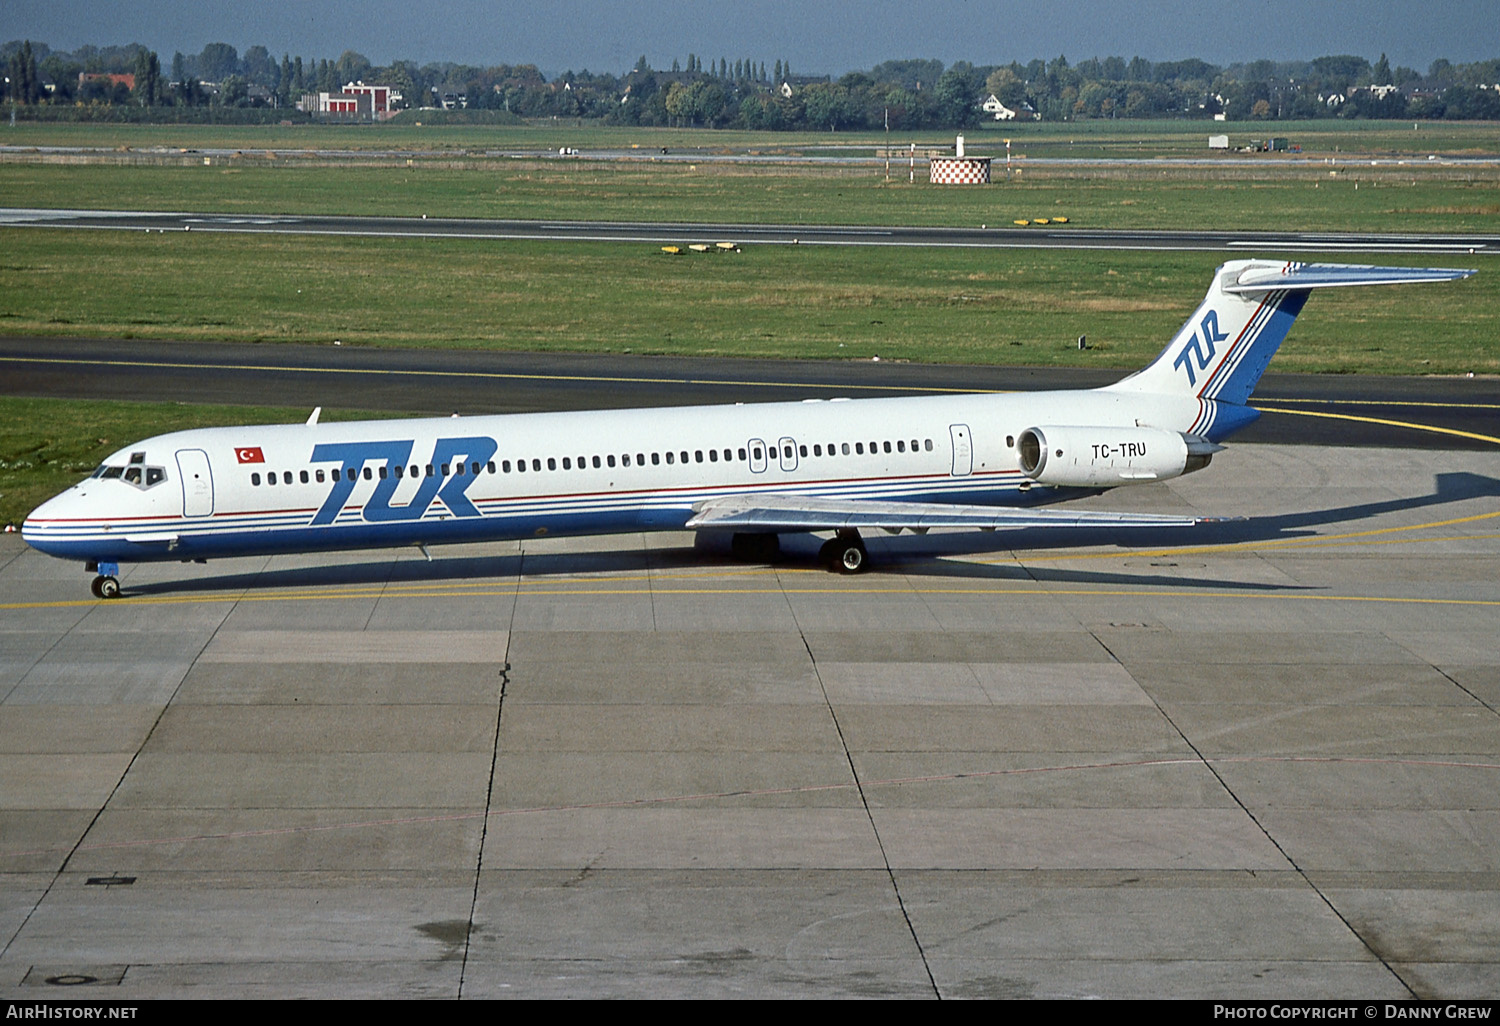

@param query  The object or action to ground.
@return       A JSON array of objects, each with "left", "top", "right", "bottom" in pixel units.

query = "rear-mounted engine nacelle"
[{"left": 1017, "top": 425, "right": 1220, "bottom": 487}]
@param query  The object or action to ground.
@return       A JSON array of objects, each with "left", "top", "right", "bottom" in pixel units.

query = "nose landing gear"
[{"left": 85, "top": 561, "right": 122, "bottom": 599}]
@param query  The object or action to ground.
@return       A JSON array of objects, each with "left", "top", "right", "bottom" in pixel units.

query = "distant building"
[
  {"left": 777, "top": 76, "right": 829, "bottom": 98},
  {"left": 78, "top": 72, "right": 135, "bottom": 91},
  {"left": 981, "top": 94, "right": 1038, "bottom": 121},
  {"left": 299, "top": 91, "right": 370, "bottom": 118},
  {"left": 1208, "top": 134, "right": 1229, "bottom": 149},
  {"left": 343, "top": 80, "right": 400, "bottom": 114},
  {"left": 298, "top": 81, "right": 402, "bottom": 120}
]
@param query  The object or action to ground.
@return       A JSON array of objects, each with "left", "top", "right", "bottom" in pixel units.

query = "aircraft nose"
[{"left": 21, "top": 488, "right": 86, "bottom": 554}]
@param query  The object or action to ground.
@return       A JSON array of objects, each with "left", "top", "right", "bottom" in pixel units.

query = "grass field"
[
  {"left": 6, "top": 117, "right": 1500, "bottom": 158},
  {"left": 4, "top": 149, "right": 1500, "bottom": 233},
  {"left": 2, "top": 228, "right": 1492, "bottom": 371}
]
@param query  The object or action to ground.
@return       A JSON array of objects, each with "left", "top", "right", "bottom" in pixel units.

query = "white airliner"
[{"left": 23, "top": 260, "right": 1474, "bottom": 598}]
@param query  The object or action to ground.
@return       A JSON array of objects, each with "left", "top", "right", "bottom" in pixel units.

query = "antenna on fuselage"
[{"left": 306, "top": 407, "right": 322, "bottom": 426}]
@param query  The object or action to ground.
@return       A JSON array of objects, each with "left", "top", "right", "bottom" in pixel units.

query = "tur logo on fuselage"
[
  {"left": 1172, "top": 310, "right": 1230, "bottom": 387},
  {"left": 309, "top": 436, "right": 498, "bottom": 525}
]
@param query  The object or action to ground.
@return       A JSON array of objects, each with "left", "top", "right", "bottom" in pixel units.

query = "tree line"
[{"left": 6, "top": 40, "right": 1500, "bottom": 124}]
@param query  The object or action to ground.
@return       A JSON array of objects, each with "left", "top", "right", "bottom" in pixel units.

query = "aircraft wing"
[{"left": 685, "top": 493, "right": 1213, "bottom": 533}]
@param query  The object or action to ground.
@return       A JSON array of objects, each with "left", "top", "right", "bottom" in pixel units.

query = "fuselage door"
[
  {"left": 176, "top": 448, "right": 214, "bottom": 517},
  {"left": 748, "top": 438, "right": 768, "bottom": 474},
  {"left": 949, "top": 424, "right": 973, "bottom": 477},
  {"left": 778, "top": 436, "right": 798, "bottom": 473}
]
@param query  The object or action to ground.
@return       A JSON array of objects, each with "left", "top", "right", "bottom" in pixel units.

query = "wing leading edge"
[{"left": 685, "top": 493, "right": 1218, "bottom": 533}]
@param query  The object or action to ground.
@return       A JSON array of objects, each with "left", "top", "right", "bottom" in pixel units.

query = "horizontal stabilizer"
[
  {"left": 687, "top": 493, "right": 1213, "bottom": 533},
  {"left": 1107, "top": 259, "right": 1477, "bottom": 412},
  {"left": 1226, "top": 263, "right": 1476, "bottom": 294}
]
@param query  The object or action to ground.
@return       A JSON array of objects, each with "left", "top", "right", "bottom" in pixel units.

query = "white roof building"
[{"left": 981, "top": 94, "right": 1038, "bottom": 121}]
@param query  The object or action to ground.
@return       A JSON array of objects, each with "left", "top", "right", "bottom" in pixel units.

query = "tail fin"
[{"left": 1107, "top": 260, "right": 1475, "bottom": 406}]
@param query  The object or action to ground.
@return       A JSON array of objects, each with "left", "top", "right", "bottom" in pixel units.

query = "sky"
[{"left": 4, "top": 0, "right": 1496, "bottom": 76}]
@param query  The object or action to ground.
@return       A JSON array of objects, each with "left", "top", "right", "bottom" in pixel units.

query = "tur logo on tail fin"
[{"left": 1171, "top": 310, "right": 1229, "bottom": 387}]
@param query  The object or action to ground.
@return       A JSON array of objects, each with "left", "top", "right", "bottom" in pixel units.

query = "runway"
[
  {"left": 3, "top": 443, "right": 1500, "bottom": 998},
  {"left": 2, "top": 206, "right": 1495, "bottom": 254},
  {"left": 3, "top": 336, "right": 1498, "bottom": 451}
]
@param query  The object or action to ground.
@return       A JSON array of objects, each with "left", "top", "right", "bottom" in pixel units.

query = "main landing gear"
[
  {"left": 818, "top": 531, "right": 868, "bottom": 574},
  {"left": 729, "top": 531, "right": 870, "bottom": 573},
  {"left": 86, "top": 561, "right": 122, "bottom": 600}
]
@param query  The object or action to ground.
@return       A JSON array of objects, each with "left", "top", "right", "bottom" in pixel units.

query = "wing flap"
[{"left": 685, "top": 493, "right": 1211, "bottom": 533}]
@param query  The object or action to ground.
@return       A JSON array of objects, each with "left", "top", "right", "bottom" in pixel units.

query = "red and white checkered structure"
[{"left": 930, "top": 157, "right": 992, "bottom": 185}]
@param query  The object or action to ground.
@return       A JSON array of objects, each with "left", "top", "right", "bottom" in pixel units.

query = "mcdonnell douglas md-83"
[{"left": 23, "top": 260, "right": 1475, "bottom": 598}]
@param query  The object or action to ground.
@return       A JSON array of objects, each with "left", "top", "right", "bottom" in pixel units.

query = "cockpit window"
[{"left": 94, "top": 461, "right": 167, "bottom": 490}]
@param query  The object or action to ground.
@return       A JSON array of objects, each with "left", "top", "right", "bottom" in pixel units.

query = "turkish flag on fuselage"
[{"left": 235, "top": 446, "right": 265, "bottom": 464}]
